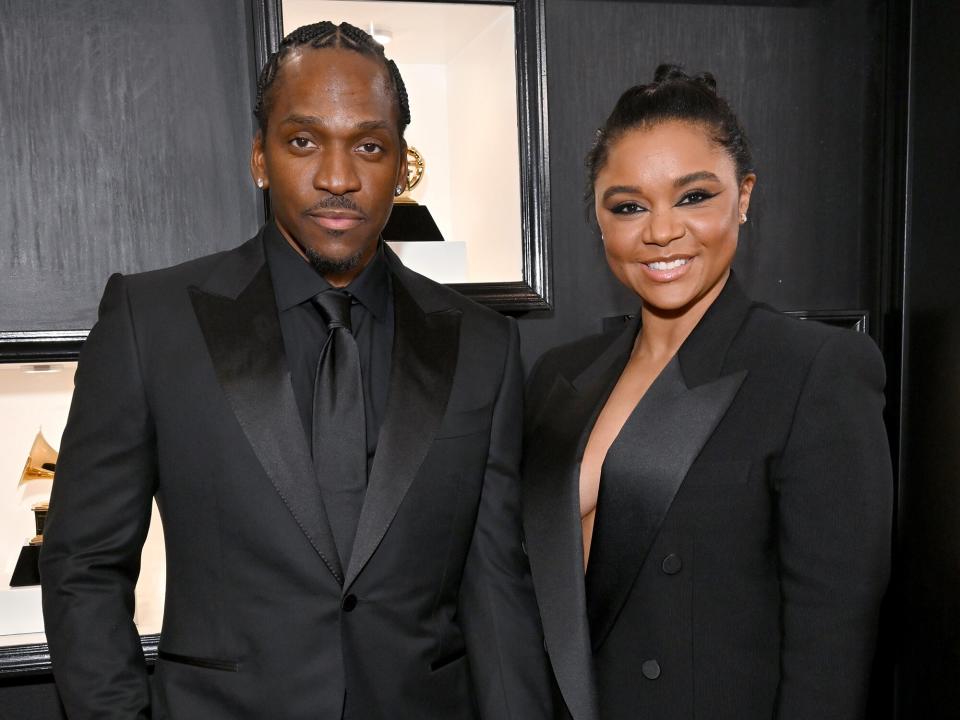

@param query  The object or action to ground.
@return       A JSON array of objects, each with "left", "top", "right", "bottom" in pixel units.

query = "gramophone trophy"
[
  {"left": 382, "top": 145, "right": 445, "bottom": 243},
  {"left": 9, "top": 430, "right": 57, "bottom": 587}
]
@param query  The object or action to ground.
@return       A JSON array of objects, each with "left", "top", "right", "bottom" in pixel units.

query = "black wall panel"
[
  {"left": 894, "top": 1, "right": 960, "bottom": 716},
  {"left": 0, "top": 0, "right": 262, "bottom": 333},
  {"left": 516, "top": 0, "right": 890, "bottom": 368},
  {"left": 0, "top": 0, "right": 259, "bottom": 715}
]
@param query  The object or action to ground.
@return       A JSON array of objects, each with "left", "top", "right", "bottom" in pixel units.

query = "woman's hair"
[{"left": 585, "top": 64, "right": 754, "bottom": 202}]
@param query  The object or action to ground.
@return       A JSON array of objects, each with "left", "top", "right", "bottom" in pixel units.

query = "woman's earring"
[{"left": 256, "top": 178, "right": 264, "bottom": 189}]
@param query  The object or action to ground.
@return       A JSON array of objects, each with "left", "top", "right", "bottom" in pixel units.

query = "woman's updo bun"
[
  {"left": 652, "top": 63, "right": 717, "bottom": 91},
  {"left": 586, "top": 64, "right": 753, "bottom": 203}
]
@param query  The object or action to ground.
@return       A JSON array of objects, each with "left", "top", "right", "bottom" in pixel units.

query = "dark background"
[
  {"left": 1, "top": 0, "right": 958, "bottom": 717},
  {"left": 0, "top": 0, "right": 260, "bottom": 332}
]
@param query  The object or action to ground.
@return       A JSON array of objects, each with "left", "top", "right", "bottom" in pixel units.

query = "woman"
[{"left": 522, "top": 65, "right": 891, "bottom": 720}]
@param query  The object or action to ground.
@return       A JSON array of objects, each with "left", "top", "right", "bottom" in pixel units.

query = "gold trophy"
[
  {"left": 10, "top": 430, "right": 57, "bottom": 587},
  {"left": 382, "top": 146, "right": 445, "bottom": 242}
]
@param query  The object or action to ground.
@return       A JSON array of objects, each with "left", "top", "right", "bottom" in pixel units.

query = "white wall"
[
  {"left": 395, "top": 62, "right": 452, "bottom": 242},
  {"left": 282, "top": 1, "right": 523, "bottom": 283},
  {"left": 446, "top": 10, "right": 522, "bottom": 281},
  {"left": 0, "top": 363, "right": 165, "bottom": 641}
]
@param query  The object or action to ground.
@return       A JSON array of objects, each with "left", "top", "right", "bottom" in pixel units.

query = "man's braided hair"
[{"left": 254, "top": 21, "right": 411, "bottom": 138}]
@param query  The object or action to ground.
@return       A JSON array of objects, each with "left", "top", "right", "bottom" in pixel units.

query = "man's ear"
[
  {"left": 396, "top": 142, "right": 408, "bottom": 195},
  {"left": 250, "top": 131, "right": 269, "bottom": 190}
]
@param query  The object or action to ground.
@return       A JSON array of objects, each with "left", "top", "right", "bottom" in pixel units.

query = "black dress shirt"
[{"left": 264, "top": 222, "right": 394, "bottom": 472}]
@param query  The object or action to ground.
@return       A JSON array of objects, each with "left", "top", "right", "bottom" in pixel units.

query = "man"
[{"left": 41, "top": 22, "right": 553, "bottom": 719}]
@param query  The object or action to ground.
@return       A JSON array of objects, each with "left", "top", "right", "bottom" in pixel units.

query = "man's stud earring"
[
  {"left": 740, "top": 212, "right": 747, "bottom": 224},
  {"left": 395, "top": 185, "right": 404, "bottom": 197},
  {"left": 257, "top": 178, "right": 264, "bottom": 189}
]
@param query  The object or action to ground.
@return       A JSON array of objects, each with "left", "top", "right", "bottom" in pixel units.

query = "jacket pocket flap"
[{"left": 157, "top": 649, "right": 239, "bottom": 672}]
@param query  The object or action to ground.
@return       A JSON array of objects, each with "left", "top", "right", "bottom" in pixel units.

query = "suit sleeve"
[
  {"left": 459, "top": 318, "right": 555, "bottom": 719},
  {"left": 40, "top": 274, "right": 157, "bottom": 719},
  {"left": 773, "top": 330, "right": 892, "bottom": 719}
]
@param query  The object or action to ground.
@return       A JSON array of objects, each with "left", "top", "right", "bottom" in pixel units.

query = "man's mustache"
[{"left": 303, "top": 195, "right": 363, "bottom": 215}]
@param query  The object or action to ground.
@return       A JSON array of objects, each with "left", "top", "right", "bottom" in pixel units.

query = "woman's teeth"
[{"left": 647, "top": 258, "right": 689, "bottom": 271}]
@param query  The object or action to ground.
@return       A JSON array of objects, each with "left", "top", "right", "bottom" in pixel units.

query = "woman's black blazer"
[{"left": 521, "top": 276, "right": 892, "bottom": 720}]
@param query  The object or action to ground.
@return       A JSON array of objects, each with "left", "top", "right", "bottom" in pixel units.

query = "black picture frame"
[
  {"left": 0, "top": 633, "right": 158, "bottom": 676},
  {"left": 603, "top": 310, "right": 870, "bottom": 335},
  {"left": 251, "top": 0, "right": 552, "bottom": 313},
  {"left": 783, "top": 309, "right": 870, "bottom": 334},
  {"left": 0, "top": 331, "right": 88, "bottom": 363}
]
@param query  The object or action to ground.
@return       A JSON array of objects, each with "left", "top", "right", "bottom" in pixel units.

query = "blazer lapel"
[
  {"left": 523, "top": 318, "right": 639, "bottom": 720},
  {"left": 585, "top": 273, "right": 754, "bottom": 650},
  {"left": 189, "top": 233, "right": 344, "bottom": 583},
  {"left": 344, "top": 248, "right": 461, "bottom": 590},
  {"left": 584, "top": 359, "right": 746, "bottom": 649}
]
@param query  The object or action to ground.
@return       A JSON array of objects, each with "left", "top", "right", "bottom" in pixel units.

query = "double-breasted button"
[
  {"left": 661, "top": 553, "right": 683, "bottom": 575},
  {"left": 341, "top": 594, "right": 358, "bottom": 612},
  {"left": 641, "top": 659, "right": 661, "bottom": 680}
]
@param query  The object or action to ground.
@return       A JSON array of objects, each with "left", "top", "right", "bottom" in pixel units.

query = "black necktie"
[{"left": 312, "top": 289, "right": 367, "bottom": 567}]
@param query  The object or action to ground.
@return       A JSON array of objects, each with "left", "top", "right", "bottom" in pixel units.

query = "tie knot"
[{"left": 314, "top": 290, "right": 353, "bottom": 332}]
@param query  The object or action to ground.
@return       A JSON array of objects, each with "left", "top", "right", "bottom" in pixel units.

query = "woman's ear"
[{"left": 738, "top": 173, "right": 756, "bottom": 220}]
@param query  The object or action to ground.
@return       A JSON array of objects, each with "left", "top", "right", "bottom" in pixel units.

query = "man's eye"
[
  {"left": 677, "top": 190, "right": 715, "bottom": 205},
  {"left": 357, "top": 142, "right": 383, "bottom": 154},
  {"left": 611, "top": 202, "right": 645, "bottom": 215},
  {"left": 290, "top": 137, "right": 315, "bottom": 149}
]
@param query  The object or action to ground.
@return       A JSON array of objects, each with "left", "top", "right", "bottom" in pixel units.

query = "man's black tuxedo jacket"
[
  {"left": 522, "top": 277, "right": 892, "bottom": 720},
  {"left": 40, "top": 229, "right": 553, "bottom": 719}
]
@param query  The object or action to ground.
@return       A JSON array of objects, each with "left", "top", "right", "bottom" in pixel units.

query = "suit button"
[
  {"left": 641, "top": 659, "right": 661, "bottom": 680},
  {"left": 341, "top": 594, "right": 358, "bottom": 612},
  {"left": 661, "top": 553, "right": 682, "bottom": 575}
]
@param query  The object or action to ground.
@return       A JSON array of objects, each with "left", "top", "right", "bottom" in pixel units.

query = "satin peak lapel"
[
  {"left": 585, "top": 357, "right": 746, "bottom": 649},
  {"left": 344, "top": 275, "right": 461, "bottom": 589},
  {"left": 523, "top": 319, "right": 639, "bottom": 720},
  {"left": 189, "top": 244, "right": 344, "bottom": 583}
]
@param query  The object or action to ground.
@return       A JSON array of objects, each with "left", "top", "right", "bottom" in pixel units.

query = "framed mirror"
[{"left": 251, "top": 0, "right": 551, "bottom": 312}]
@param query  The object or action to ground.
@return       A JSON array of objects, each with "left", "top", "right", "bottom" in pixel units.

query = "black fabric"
[
  {"left": 520, "top": 319, "right": 637, "bottom": 720},
  {"left": 523, "top": 276, "right": 892, "bottom": 720},
  {"left": 189, "top": 263, "right": 344, "bottom": 582},
  {"left": 343, "top": 277, "right": 461, "bottom": 588},
  {"left": 312, "top": 289, "right": 368, "bottom": 567},
  {"left": 264, "top": 222, "right": 393, "bottom": 471},
  {"left": 584, "top": 357, "right": 746, "bottom": 650},
  {"left": 40, "top": 228, "right": 555, "bottom": 720}
]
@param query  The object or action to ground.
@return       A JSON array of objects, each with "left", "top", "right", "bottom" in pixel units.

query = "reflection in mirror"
[{"left": 282, "top": 1, "right": 523, "bottom": 285}]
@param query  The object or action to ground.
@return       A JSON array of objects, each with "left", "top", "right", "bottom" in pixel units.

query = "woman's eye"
[
  {"left": 611, "top": 202, "right": 645, "bottom": 215},
  {"left": 677, "top": 190, "right": 715, "bottom": 205}
]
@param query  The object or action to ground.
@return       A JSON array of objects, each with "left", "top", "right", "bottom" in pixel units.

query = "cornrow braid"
[{"left": 254, "top": 21, "right": 411, "bottom": 137}]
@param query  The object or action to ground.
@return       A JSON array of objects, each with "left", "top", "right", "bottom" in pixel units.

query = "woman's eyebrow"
[
  {"left": 600, "top": 185, "right": 641, "bottom": 202},
  {"left": 674, "top": 170, "right": 720, "bottom": 187}
]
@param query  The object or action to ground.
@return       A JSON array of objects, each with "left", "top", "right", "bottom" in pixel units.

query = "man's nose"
[{"left": 313, "top": 149, "right": 361, "bottom": 195}]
